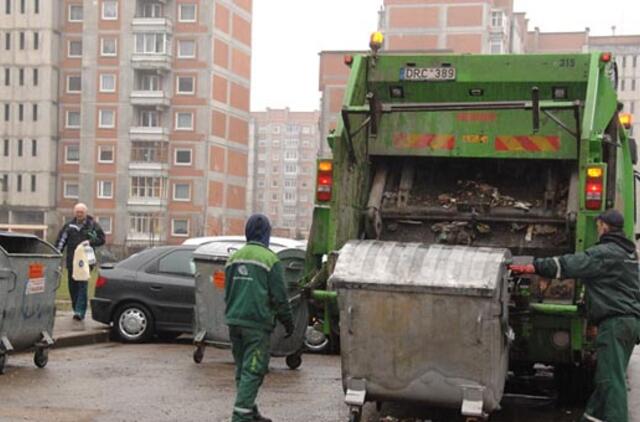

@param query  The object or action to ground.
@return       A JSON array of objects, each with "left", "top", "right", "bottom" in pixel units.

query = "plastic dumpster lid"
[
  {"left": 329, "top": 240, "right": 510, "bottom": 297},
  {"left": 277, "top": 248, "right": 306, "bottom": 286},
  {"left": 0, "top": 231, "right": 60, "bottom": 256},
  {"left": 193, "top": 240, "right": 291, "bottom": 262}
]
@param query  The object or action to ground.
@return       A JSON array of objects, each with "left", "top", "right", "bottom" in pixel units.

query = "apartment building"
[
  {"left": 0, "top": 0, "right": 252, "bottom": 251},
  {"left": 0, "top": 0, "right": 59, "bottom": 238},
  {"left": 249, "top": 109, "right": 320, "bottom": 239}
]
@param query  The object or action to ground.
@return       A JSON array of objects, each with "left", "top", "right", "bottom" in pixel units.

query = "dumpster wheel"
[
  {"left": 0, "top": 353, "right": 6, "bottom": 374},
  {"left": 285, "top": 353, "right": 302, "bottom": 370},
  {"left": 347, "top": 406, "right": 362, "bottom": 422},
  {"left": 34, "top": 348, "right": 48, "bottom": 368},
  {"left": 193, "top": 345, "right": 205, "bottom": 364}
]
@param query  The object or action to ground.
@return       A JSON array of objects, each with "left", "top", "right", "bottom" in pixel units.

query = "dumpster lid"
[
  {"left": 329, "top": 241, "right": 510, "bottom": 297},
  {"left": 193, "top": 240, "right": 294, "bottom": 262},
  {"left": 0, "top": 231, "right": 60, "bottom": 256}
]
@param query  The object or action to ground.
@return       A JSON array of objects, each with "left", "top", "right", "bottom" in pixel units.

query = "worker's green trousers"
[
  {"left": 583, "top": 316, "right": 640, "bottom": 422},
  {"left": 229, "top": 325, "right": 271, "bottom": 422}
]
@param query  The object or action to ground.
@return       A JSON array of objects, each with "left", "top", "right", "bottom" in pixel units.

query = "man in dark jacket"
[
  {"left": 225, "top": 214, "right": 294, "bottom": 422},
  {"left": 510, "top": 209, "right": 640, "bottom": 422},
  {"left": 55, "top": 203, "right": 105, "bottom": 321}
]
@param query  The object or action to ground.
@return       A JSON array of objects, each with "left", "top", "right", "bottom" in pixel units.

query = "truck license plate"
[{"left": 400, "top": 67, "right": 456, "bottom": 81}]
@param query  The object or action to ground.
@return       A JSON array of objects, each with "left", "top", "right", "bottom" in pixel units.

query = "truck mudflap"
[{"left": 330, "top": 240, "right": 512, "bottom": 417}]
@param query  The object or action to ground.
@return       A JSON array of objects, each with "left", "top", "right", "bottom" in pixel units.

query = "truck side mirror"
[{"left": 630, "top": 138, "right": 638, "bottom": 165}]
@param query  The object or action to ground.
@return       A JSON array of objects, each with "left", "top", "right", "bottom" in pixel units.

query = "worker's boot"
[{"left": 252, "top": 406, "right": 272, "bottom": 422}]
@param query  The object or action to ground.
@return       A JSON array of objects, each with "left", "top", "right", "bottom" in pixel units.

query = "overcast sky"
[{"left": 251, "top": 0, "right": 640, "bottom": 112}]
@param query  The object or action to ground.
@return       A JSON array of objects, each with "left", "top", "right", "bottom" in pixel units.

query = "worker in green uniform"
[
  {"left": 510, "top": 209, "right": 640, "bottom": 422},
  {"left": 225, "top": 214, "right": 295, "bottom": 422}
]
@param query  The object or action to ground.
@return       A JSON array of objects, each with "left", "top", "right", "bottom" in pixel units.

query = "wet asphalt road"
[{"left": 0, "top": 342, "right": 638, "bottom": 422}]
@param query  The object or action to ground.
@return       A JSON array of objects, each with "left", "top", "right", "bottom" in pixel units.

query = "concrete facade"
[
  {"left": 1, "top": 0, "right": 252, "bottom": 252},
  {"left": 249, "top": 109, "right": 320, "bottom": 239},
  {"left": 0, "top": 0, "right": 60, "bottom": 239}
]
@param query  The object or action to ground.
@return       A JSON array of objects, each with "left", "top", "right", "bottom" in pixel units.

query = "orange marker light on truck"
[
  {"left": 620, "top": 112, "right": 633, "bottom": 129},
  {"left": 316, "top": 160, "right": 334, "bottom": 202},
  {"left": 585, "top": 166, "right": 605, "bottom": 210}
]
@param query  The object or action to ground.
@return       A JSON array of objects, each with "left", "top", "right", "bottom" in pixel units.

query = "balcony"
[
  {"left": 129, "top": 126, "right": 169, "bottom": 142},
  {"left": 127, "top": 197, "right": 167, "bottom": 207},
  {"left": 132, "top": 53, "right": 172, "bottom": 71},
  {"left": 128, "top": 161, "right": 169, "bottom": 173},
  {"left": 130, "top": 90, "right": 170, "bottom": 107},
  {"left": 132, "top": 16, "right": 173, "bottom": 34}
]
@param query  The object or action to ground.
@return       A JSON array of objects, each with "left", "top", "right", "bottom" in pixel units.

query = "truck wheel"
[
  {"left": 193, "top": 346, "right": 205, "bottom": 364},
  {"left": 285, "top": 353, "right": 302, "bottom": 370},
  {"left": 34, "top": 349, "right": 48, "bottom": 368},
  {"left": 0, "top": 354, "right": 6, "bottom": 374}
]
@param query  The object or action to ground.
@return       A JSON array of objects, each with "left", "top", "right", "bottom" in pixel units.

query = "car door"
[{"left": 143, "top": 249, "right": 196, "bottom": 332}]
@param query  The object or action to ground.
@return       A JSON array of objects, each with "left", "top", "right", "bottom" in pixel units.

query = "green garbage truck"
[{"left": 303, "top": 46, "right": 637, "bottom": 418}]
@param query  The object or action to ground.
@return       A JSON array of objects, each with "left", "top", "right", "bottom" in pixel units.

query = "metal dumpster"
[
  {"left": 0, "top": 233, "right": 62, "bottom": 374},
  {"left": 329, "top": 240, "right": 512, "bottom": 421},
  {"left": 192, "top": 242, "right": 308, "bottom": 369}
]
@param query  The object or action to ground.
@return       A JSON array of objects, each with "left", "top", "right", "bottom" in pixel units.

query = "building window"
[
  {"left": 177, "top": 39, "right": 196, "bottom": 58},
  {"left": 16, "top": 174, "right": 22, "bottom": 192},
  {"left": 63, "top": 181, "right": 79, "bottom": 198},
  {"left": 99, "top": 73, "right": 116, "bottom": 92},
  {"left": 4, "top": 104, "right": 9, "bottom": 121},
  {"left": 491, "top": 11, "right": 503, "bottom": 27},
  {"left": 68, "top": 40, "right": 82, "bottom": 57},
  {"left": 66, "top": 75, "right": 81, "bottom": 93},
  {"left": 140, "top": 1, "right": 162, "bottom": 18},
  {"left": 100, "top": 37, "right": 117, "bottom": 56},
  {"left": 18, "top": 104, "right": 23, "bottom": 121},
  {"left": 140, "top": 73, "right": 161, "bottom": 91},
  {"left": 175, "top": 112, "right": 194, "bottom": 130},
  {"left": 131, "top": 141, "right": 167, "bottom": 163},
  {"left": 68, "top": 4, "right": 82, "bottom": 22},
  {"left": 284, "top": 150, "right": 298, "bottom": 160},
  {"left": 271, "top": 193, "right": 279, "bottom": 201},
  {"left": 96, "top": 216, "right": 112, "bottom": 234},
  {"left": 129, "top": 213, "right": 160, "bottom": 237},
  {"left": 284, "top": 191, "right": 296, "bottom": 202},
  {"left": 33, "top": 32, "right": 38, "bottom": 49},
  {"left": 490, "top": 40, "right": 502, "bottom": 54},
  {"left": 633, "top": 79, "right": 637, "bottom": 91},
  {"left": 65, "top": 144, "right": 80, "bottom": 163},
  {"left": 634, "top": 56, "right": 638, "bottom": 68},
  {"left": 284, "top": 163, "right": 297, "bottom": 174},
  {"left": 17, "top": 139, "right": 23, "bottom": 156},
  {"left": 65, "top": 110, "right": 80, "bottom": 129},
  {"left": 134, "top": 33, "right": 167, "bottom": 54},
  {"left": 97, "top": 180, "right": 113, "bottom": 199},
  {"left": 20, "top": 0, "right": 25, "bottom": 13},
  {"left": 1, "top": 174, "right": 7, "bottom": 192},
  {"left": 30, "top": 174, "right": 36, "bottom": 192},
  {"left": 621, "top": 80, "right": 626, "bottom": 91},
  {"left": 4, "top": 68, "right": 9, "bottom": 86},
  {"left": 4, "top": 33, "right": 10, "bottom": 50},
  {"left": 19, "top": 32, "right": 25, "bottom": 49},
  {"left": 271, "top": 180, "right": 278, "bottom": 187},
  {"left": 174, "top": 148, "right": 192, "bottom": 166},
  {"left": 139, "top": 109, "right": 160, "bottom": 127},
  {"left": 171, "top": 219, "right": 189, "bottom": 237},
  {"left": 130, "top": 176, "right": 164, "bottom": 199},
  {"left": 31, "top": 139, "right": 36, "bottom": 156},
  {"left": 101, "top": 0, "right": 117, "bottom": 20},
  {"left": 34, "top": 0, "right": 38, "bottom": 14},
  {"left": 98, "top": 109, "right": 115, "bottom": 128},
  {"left": 178, "top": 4, "right": 196, "bottom": 22},
  {"left": 176, "top": 76, "right": 195, "bottom": 94},
  {"left": 173, "top": 183, "right": 191, "bottom": 201},
  {"left": 284, "top": 179, "right": 296, "bottom": 188},
  {"left": 257, "top": 179, "right": 265, "bottom": 188},
  {"left": 5, "top": 0, "right": 9, "bottom": 14},
  {"left": 623, "top": 56, "right": 627, "bottom": 68},
  {"left": 32, "top": 68, "right": 38, "bottom": 86},
  {"left": 98, "top": 145, "right": 114, "bottom": 163},
  {"left": 32, "top": 104, "right": 37, "bottom": 121}
]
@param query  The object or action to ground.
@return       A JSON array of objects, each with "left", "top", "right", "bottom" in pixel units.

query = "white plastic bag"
[{"left": 84, "top": 244, "right": 96, "bottom": 266}]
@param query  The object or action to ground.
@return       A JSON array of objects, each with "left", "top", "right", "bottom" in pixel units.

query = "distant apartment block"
[
  {"left": 1, "top": 0, "right": 252, "bottom": 251},
  {"left": 249, "top": 109, "right": 320, "bottom": 239}
]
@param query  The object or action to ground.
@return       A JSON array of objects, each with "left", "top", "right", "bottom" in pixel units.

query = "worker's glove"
[
  {"left": 284, "top": 321, "right": 295, "bottom": 339},
  {"left": 508, "top": 264, "right": 536, "bottom": 275}
]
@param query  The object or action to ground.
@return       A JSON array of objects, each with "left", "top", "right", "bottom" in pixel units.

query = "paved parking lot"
[{"left": 1, "top": 342, "right": 638, "bottom": 422}]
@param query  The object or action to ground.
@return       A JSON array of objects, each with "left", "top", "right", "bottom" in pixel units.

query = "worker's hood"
[
  {"left": 245, "top": 214, "right": 271, "bottom": 248},
  {"left": 599, "top": 231, "right": 637, "bottom": 255}
]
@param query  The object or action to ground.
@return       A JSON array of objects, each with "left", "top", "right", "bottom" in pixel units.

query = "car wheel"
[{"left": 114, "top": 303, "right": 154, "bottom": 343}]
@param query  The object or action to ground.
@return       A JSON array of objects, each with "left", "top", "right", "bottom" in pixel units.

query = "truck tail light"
[
  {"left": 96, "top": 275, "right": 107, "bottom": 289},
  {"left": 585, "top": 166, "right": 604, "bottom": 210},
  {"left": 620, "top": 112, "right": 633, "bottom": 129},
  {"left": 316, "top": 160, "right": 333, "bottom": 203}
]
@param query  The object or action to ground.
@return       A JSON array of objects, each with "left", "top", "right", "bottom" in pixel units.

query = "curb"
[{"left": 53, "top": 329, "right": 111, "bottom": 349}]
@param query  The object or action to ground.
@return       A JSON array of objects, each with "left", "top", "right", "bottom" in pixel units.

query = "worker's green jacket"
[
  {"left": 534, "top": 232, "right": 640, "bottom": 325},
  {"left": 224, "top": 242, "right": 293, "bottom": 332}
]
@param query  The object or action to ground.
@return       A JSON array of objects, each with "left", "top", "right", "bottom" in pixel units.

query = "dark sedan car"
[{"left": 91, "top": 245, "right": 197, "bottom": 343}]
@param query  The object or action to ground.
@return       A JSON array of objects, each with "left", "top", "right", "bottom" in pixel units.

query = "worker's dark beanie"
[
  {"left": 597, "top": 209, "right": 624, "bottom": 230},
  {"left": 245, "top": 214, "right": 271, "bottom": 247}
]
